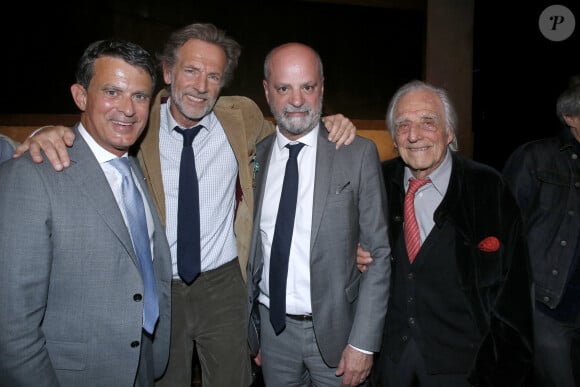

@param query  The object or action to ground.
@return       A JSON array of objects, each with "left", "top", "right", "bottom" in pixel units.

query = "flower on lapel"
[
  {"left": 478, "top": 236, "right": 500, "bottom": 252},
  {"left": 251, "top": 155, "right": 259, "bottom": 188}
]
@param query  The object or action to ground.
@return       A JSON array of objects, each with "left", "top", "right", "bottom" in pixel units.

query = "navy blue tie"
[
  {"left": 269, "top": 142, "right": 305, "bottom": 334},
  {"left": 110, "top": 157, "right": 159, "bottom": 334},
  {"left": 174, "top": 125, "right": 203, "bottom": 284}
]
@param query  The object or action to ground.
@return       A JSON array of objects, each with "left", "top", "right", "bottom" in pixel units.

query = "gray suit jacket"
[
  {"left": 247, "top": 124, "right": 391, "bottom": 367},
  {"left": 0, "top": 125, "right": 172, "bottom": 387}
]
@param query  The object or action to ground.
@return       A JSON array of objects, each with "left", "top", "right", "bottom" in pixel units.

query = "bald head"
[{"left": 263, "top": 43, "right": 324, "bottom": 82}]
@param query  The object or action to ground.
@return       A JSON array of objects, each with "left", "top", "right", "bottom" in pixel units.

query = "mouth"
[
  {"left": 285, "top": 110, "right": 308, "bottom": 118},
  {"left": 112, "top": 120, "right": 135, "bottom": 128},
  {"left": 407, "top": 145, "right": 430, "bottom": 152},
  {"left": 185, "top": 94, "right": 206, "bottom": 104}
]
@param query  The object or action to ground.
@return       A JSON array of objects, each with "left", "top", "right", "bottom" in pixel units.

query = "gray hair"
[
  {"left": 556, "top": 76, "right": 580, "bottom": 125},
  {"left": 386, "top": 80, "right": 458, "bottom": 151}
]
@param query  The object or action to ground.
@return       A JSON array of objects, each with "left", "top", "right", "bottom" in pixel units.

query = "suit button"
[
  {"left": 407, "top": 296, "right": 414, "bottom": 303},
  {"left": 131, "top": 341, "right": 140, "bottom": 348},
  {"left": 134, "top": 294, "right": 143, "bottom": 302},
  {"left": 408, "top": 317, "right": 415, "bottom": 326},
  {"left": 402, "top": 335, "right": 408, "bottom": 342},
  {"left": 407, "top": 272, "right": 414, "bottom": 280}
]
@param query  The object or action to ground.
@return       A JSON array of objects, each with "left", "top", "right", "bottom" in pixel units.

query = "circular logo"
[{"left": 538, "top": 5, "right": 576, "bottom": 42}]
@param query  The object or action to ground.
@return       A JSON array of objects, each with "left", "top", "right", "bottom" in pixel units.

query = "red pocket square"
[{"left": 478, "top": 236, "right": 500, "bottom": 252}]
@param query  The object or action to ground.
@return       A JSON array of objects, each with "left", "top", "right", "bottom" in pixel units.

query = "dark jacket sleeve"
[{"left": 463, "top": 163, "right": 534, "bottom": 386}]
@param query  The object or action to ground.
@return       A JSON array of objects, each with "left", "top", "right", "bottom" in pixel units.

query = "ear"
[
  {"left": 446, "top": 126, "right": 455, "bottom": 145},
  {"left": 262, "top": 80, "right": 270, "bottom": 103},
  {"left": 70, "top": 84, "right": 87, "bottom": 111},
  {"left": 162, "top": 64, "right": 172, "bottom": 86}
]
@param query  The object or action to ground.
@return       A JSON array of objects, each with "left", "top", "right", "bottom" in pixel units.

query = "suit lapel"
[
  {"left": 67, "top": 127, "right": 139, "bottom": 267},
  {"left": 215, "top": 98, "right": 255, "bottom": 212},
  {"left": 138, "top": 89, "right": 166, "bottom": 227},
  {"left": 253, "top": 135, "right": 275, "bottom": 221},
  {"left": 310, "top": 125, "right": 335, "bottom": 249}
]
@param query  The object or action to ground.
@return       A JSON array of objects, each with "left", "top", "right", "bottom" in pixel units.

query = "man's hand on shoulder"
[
  {"left": 13, "top": 125, "right": 76, "bottom": 171},
  {"left": 322, "top": 114, "right": 356, "bottom": 149}
]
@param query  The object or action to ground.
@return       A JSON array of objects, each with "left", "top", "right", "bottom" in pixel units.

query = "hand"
[
  {"left": 253, "top": 349, "right": 262, "bottom": 367},
  {"left": 322, "top": 114, "right": 356, "bottom": 149},
  {"left": 13, "top": 125, "right": 76, "bottom": 171},
  {"left": 335, "top": 345, "right": 373, "bottom": 386},
  {"left": 356, "top": 243, "right": 373, "bottom": 273}
]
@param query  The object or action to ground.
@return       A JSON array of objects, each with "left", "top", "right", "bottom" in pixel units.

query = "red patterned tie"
[{"left": 404, "top": 178, "right": 431, "bottom": 263}]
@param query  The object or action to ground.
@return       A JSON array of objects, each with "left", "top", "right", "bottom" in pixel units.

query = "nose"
[
  {"left": 118, "top": 95, "right": 136, "bottom": 116},
  {"left": 192, "top": 73, "right": 208, "bottom": 93},
  {"left": 407, "top": 122, "right": 421, "bottom": 141},
  {"left": 289, "top": 90, "right": 305, "bottom": 107}
]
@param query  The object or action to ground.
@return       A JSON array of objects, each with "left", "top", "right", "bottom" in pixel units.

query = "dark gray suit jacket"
[
  {"left": 247, "top": 124, "right": 391, "bottom": 367},
  {"left": 0, "top": 125, "right": 172, "bottom": 386}
]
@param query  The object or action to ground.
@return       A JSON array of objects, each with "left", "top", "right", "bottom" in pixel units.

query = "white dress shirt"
[{"left": 258, "top": 125, "right": 319, "bottom": 315}]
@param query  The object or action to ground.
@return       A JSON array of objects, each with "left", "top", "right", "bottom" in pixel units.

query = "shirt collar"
[
  {"left": 275, "top": 123, "right": 320, "bottom": 151},
  {"left": 404, "top": 148, "right": 452, "bottom": 196},
  {"left": 78, "top": 123, "right": 126, "bottom": 164}
]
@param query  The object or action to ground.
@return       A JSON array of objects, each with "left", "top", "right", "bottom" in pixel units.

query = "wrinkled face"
[
  {"left": 164, "top": 39, "right": 226, "bottom": 128},
  {"left": 393, "top": 89, "right": 454, "bottom": 179},
  {"left": 263, "top": 44, "right": 323, "bottom": 139},
  {"left": 71, "top": 56, "right": 153, "bottom": 156}
]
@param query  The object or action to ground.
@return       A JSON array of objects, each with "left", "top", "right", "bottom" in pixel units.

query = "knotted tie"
[
  {"left": 404, "top": 177, "right": 431, "bottom": 263},
  {"left": 269, "top": 142, "right": 305, "bottom": 334},
  {"left": 110, "top": 157, "right": 159, "bottom": 334},
  {"left": 174, "top": 125, "right": 203, "bottom": 284}
]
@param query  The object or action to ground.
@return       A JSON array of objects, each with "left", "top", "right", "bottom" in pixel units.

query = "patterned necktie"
[
  {"left": 404, "top": 177, "right": 431, "bottom": 263},
  {"left": 110, "top": 157, "right": 159, "bottom": 334},
  {"left": 174, "top": 125, "right": 203, "bottom": 284},
  {"left": 269, "top": 142, "right": 305, "bottom": 334}
]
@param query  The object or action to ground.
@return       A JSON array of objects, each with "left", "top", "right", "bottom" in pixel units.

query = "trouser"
[
  {"left": 258, "top": 303, "right": 357, "bottom": 387},
  {"left": 155, "top": 258, "right": 252, "bottom": 387},
  {"left": 374, "top": 339, "right": 471, "bottom": 387}
]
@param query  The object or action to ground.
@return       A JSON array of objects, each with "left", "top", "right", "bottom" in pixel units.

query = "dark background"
[
  {"left": 473, "top": 0, "right": 580, "bottom": 170},
  {"left": 1, "top": 0, "right": 579, "bottom": 170}
]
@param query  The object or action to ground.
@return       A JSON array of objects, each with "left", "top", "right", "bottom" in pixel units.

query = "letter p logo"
[{"left": 539, "top": 5, "right": 575, "bottom": 41}]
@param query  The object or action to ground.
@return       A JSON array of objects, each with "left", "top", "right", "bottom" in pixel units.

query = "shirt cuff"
[{"left": 348, "top": 344, "right": 373, "bottom": 355}]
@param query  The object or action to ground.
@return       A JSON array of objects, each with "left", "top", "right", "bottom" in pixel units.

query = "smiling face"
[
  {"left": 163, "top": 39, "right": 226, "bottom": 128},
  {"left": 71, "top": 56, "right": 153, "bottom": 156},
  {"left": 263, "top": 43, "right": 323, "bottom": 140},
  {"left": 393, "top": 88, "right": 454, "bottom": 179}
]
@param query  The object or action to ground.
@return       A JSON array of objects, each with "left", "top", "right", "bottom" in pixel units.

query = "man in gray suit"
[
  {"left": 0, "top": 40, "right": 172, "bottom": 386},
  {"left": 247, "top": 42, "right": 391, "bottom": 386}
]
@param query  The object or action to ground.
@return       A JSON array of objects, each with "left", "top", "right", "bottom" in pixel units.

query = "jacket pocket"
[{"left": 46, "top": 340, "right": 86, "bottom": 370}]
